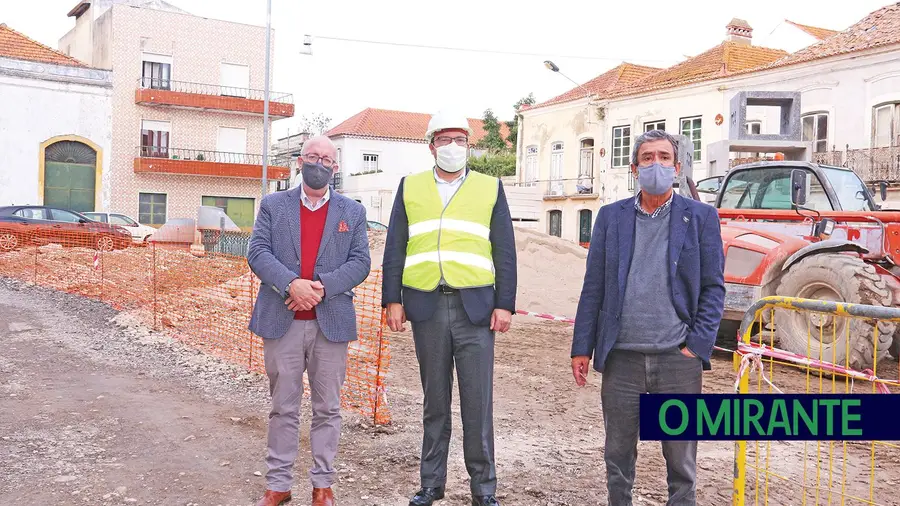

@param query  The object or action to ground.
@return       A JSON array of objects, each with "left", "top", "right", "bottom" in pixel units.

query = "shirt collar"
[
  {"left": 300, "top": 184, "right": 331, "bottom": 210},
  {"left": 433, "top": 167, "right": 468, "bottom": 185},
  {"left": 634, "top": 190, "right": 674, "bottom": 218}
]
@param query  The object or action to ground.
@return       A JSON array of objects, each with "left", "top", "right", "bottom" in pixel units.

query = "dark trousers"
[
  {"left": 410, "top": 290, "right": 497, "bottom": 496},
  {"left": 601, "top": 348, "right": 703, "bottom": 506}
]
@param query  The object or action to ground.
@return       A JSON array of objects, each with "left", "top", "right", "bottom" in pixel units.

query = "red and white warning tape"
[{"left": 515, "top": 309, "right": 575, "bottom": 324}]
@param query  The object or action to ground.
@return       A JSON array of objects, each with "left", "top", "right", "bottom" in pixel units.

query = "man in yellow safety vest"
[{"left": 381, "top": 109, "right": 518, "bottom": 506}]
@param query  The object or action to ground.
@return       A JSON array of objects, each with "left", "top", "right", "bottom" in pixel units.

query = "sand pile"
[{"left": 367, "top": 227, "right": 588, "bottom": 319}]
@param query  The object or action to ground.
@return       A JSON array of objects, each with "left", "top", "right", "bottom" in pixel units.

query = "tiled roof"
[
  {"left": 606, "top": 42, "right": 788, "bottom": 97},
  {"left": 763, "top": 4, "right": 900, "bottom": 70},
  {"left": 0, "top": 23, "right": 86, "bottom": 67},
  {"left": 325, "top": 108, "right": 511, "bottom": 145},
  {"left": 785, "top": 20, "right": 839, "bottom": 40},
  {"left": 529, "top": 63, "right": 662, "bottom": 110},
  {"left": 727, "top": 18, "right": 753, "bottom": 30}
]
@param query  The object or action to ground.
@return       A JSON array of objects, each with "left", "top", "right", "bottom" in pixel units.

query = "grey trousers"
[
  {"left": 262, "top": 319, "right": 349, "bottom": 492},
  {"left": 600, "top": 348, "right": 703, "bottom": 506},
  {"left": 410, "top": 291, "right": 497, "bottom": 496}
]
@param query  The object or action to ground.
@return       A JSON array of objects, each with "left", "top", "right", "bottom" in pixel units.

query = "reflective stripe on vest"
[{"left": 402, "top": 169, "right": 498, "bottom": 291}]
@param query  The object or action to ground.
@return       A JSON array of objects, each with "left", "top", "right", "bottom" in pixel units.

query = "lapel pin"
[{"left": 683, "top": 215, "right": 690, "bottom": 223}]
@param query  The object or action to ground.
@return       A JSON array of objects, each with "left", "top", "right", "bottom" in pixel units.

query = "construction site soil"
[{"left": 3, "top": 229, "right": 900, "bottom": 505}]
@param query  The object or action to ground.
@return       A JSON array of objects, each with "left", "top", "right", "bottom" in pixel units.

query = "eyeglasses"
[
  {"left": 433, "top": 135, "right": 468, "bottom": 147},
  {"left": 301, "top": 153, "right": 336, "bottom": 167}
]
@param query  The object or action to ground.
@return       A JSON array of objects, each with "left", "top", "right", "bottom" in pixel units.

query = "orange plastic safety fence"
[{"left": 0, "top": 226, "right": 391, "bottom": 425}]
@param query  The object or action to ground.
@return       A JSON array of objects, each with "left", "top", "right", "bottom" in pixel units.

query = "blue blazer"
[
  {"left": 381, "top": 170, "right": 518, "bottom": 326},
  {"left": 571, "top": 193, "right": 725, "bottom": 372},
  {"left": 247, "top": 187, "right": 371, "bottom": 342}
]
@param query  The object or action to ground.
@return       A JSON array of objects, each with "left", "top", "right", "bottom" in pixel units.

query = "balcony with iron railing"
[
  {"left": 811, "top": 145, "right": 900, "bottom": 183},
  {"left": 539, "top": 176, "right": 600, "bottom": 200},
  {"left": 135, "top": 78, "right": 295, "bottom": 118},
  {"left": 133, "top": 146, "right": 290, "bottom": 180}
]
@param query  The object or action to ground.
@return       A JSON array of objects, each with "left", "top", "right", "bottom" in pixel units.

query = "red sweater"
[{"left": 294, "top": 201, "right": 330, "bottom": 320}]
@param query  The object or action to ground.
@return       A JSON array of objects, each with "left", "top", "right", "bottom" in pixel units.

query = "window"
[
  {"left": 82, "top": 212, "right": 106, "bottom": 223},
  {"left": 111, "top": 214, "right": 138, "bottom": 226},
  {"left": 802, "top": 113, "right": 828, "bottom": 152},
  {"left": 718, "top": 167, "right": 832, "bottom": 211},
  {"left": 363, "top": 154, "right": 379, "bottom": 173},
  {"left": 549, "top": 142, "right": 564, "bottom": 195},
  {"left": 202, "top": 196, "right": 255, "bottom": 229},
  {"left": 216, "top": 126, "right": 247, "bottom": 163},
  {"left": 680, "top": 116, "right": 702, "bottom": 161},
  {"left": 548, "top": 210, "right": 562, "bottom": 237},
  {"left": 578, "top": 209, "right": 592, "bottom": 244},
  {"left": 524, "top": 145, "right": 538, "bottom": 186},
  {"left": 14, "top": 208, "right": 48, "bottom": 220},
  {"left": 220, "top": 63, "right": 250, "bottom": 98},
  {"left": 579, "top": 139, "right": 594, "bottom": 178},
  {"left": 141, "top": 53, "right": 172, "bottom": 90},
  {"left": 874, "top": 104, "right": 899, "bottom": 148},
  {"left": 50, "top": 209, "right": 83, "bottom": 223},
  {"left": 746, "top": 121, "right": 761, "bottom": 134},
  {"left": 612, "top": 126, "right": 631, "bottom": 167},
  {"left": 141, "top": 120, "right": 171, "bottom": 158},
  {"left": 821, "top": 167, "right": 875, "bottom": 212},
  {"left": 139, "top": 193, "right": 167, "bottom": 225},
  {"left": 644, "top": 120, "right": 665, "bottom": 133}
]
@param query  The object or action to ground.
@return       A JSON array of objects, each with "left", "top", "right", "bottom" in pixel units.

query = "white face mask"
[{"left": 435, "top": 143, "right": 467, "bottom": 173}]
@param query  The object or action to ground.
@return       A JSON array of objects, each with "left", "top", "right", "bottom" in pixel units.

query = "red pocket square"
[{"left": 338, "top": 220, "right": 350, "bottom": 232}]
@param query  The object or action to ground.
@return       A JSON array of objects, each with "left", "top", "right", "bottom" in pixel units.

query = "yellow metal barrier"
[{"left": 733, "top": 296, "right": 900, "bottom": 506}]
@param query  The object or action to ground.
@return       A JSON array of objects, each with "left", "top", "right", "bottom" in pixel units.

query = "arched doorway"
[{"left": 40, "top": 137, "right": 100, "bottom": 213}]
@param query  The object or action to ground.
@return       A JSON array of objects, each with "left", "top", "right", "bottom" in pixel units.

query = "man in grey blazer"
[{"left": 247, "top": 135, "right": 371, "bottom": 506}]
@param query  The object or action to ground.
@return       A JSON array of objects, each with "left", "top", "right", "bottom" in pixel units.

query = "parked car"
[
  {"left": 0, "top": 205, "right": 132, "bottom": 252},
  {"left": 82, "top": 211, "right": 157, "bottom": 245},
  {"left": 367, "top": 220, "right": 388, "bottom": 231}
]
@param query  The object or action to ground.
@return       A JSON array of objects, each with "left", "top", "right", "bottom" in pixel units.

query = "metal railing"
[
  {"left": 811, "top": 145, "right": 900, "bottom": 182},
  {"left": 137, "top": 78, "right": 293, "bottom": 103},
  {"left": 136, "top": 146, "right": 282, "bottom": 166},
  {"left": 542, "top": 177, "right": 598, "bottom": 197}
]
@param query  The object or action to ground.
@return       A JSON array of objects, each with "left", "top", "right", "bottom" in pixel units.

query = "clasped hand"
[{"left": 285, "top": 278, "right": 325, "bottom": 311}]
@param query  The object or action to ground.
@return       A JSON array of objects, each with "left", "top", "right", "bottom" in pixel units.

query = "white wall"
[
  {"left": 334, "top": 136, "right": 434, "bottom": 223},
  {"left": 0, "top": 62, "right": 113, "bottom": 209}
]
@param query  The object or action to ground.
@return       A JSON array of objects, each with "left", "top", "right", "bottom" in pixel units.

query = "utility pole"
[{"left": 261, "top": 0, "right": 272, "bottom": 199}]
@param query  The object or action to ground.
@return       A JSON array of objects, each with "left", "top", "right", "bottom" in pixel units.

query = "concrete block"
[{"left": 728, "top": 91, "right": 802, "bottom": 142}]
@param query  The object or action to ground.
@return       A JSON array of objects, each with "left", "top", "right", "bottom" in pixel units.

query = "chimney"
[{"left": 726, "top": 18, "right": 753, "bottom": 45}]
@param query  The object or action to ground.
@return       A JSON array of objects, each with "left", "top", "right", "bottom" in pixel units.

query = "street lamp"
[
  {"left": 543, "top": 60, "right": 594, "bottom": 101},
  {"left": 261, "top": 0, "right": 273, "bottom": 199}
]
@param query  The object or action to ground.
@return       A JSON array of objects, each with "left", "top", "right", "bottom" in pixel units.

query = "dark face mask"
[{"left": 301, "top": 161, "right": 333, "bottom": 190}]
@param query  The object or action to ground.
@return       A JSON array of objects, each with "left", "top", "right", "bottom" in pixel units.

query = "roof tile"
[
  {"left": 325, "top": 108, "right": 511, "bottom": 145},
  {"left": 530, "top": 63, "right": 662, "bottom": 110},
  {"left": 785, "top": 20, "right": 839, "bottom": 40},
  {"left": 0, "top": 23, "right": 87, "bottom": 67}
]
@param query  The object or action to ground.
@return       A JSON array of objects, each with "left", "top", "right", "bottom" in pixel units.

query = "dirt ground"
[{"left": 3, "top": 279, "right": 900, "bottom": 506}]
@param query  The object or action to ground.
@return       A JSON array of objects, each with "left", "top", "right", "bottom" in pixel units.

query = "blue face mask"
[{"left": 637, "top": 162, "right": 676, "bottom": 195}]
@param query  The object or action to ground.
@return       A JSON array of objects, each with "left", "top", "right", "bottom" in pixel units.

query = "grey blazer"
[{"left": 247, "top": 187, "right": 371, "bottom": 342}]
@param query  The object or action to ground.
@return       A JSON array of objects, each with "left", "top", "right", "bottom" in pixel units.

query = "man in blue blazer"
[
  {"left": 247, "top": 135, "right": 371, "bottom": 506},
  {"left": 571, "top": 129, "right": 725, "bottom": 505}
]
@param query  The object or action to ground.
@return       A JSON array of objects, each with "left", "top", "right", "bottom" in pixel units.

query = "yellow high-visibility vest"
[{"left": 402, "top": 169, "right": 498, "bottom": 291}]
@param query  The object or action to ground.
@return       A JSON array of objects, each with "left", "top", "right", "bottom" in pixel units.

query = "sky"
[{"left": 3, "top": 0, "right": 893, "bottom": 140}]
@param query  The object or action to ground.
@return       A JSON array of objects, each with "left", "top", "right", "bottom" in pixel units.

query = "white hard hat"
[{"left": 425, "top": 109, "right": 473, "bottom": 143}]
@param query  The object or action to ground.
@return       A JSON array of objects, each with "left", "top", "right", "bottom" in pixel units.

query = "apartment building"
[{"left": 59, "top": 0, "right": 293, "bottom": 229}]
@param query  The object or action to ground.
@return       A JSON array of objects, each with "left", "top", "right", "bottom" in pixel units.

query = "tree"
[
  {"left": 467, "top": 152, "right": 516, "bottom": 178},
  {"left": 505, "top": 93, "right": 535, "bottom": 147},
  {"left": 301, "top": 113, "right": 332, "bottom": 135},
  {"left": 475, "top": 109, "right": 508, "bottom": 153}
]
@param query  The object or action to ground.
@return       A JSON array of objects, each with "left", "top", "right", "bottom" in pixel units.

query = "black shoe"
[
  {"left": 409, "top": 487, "right": 445, "bottom": 506},
  {"left": 472, "top": 496, "right": 500, "bottom": 506}
]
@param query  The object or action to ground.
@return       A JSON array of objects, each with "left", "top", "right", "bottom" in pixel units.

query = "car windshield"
[
  {"left": 820, "top": 167, "right": 874, "bottom": 212},
  {"left": 718, "top": 167, "right": 833, "bottom": 211}
]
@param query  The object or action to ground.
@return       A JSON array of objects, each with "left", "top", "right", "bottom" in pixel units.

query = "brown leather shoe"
[
  {"left": 312, "top": 487, "right": 335, "bottom": 506},
  {"left": 256, "top": 489, "right": 292, "bottom": 506}
]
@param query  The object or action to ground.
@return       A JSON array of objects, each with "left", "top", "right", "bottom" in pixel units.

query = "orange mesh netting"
[{"left": 0, "top": 226, "right": 391, "bottom": 425}]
